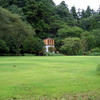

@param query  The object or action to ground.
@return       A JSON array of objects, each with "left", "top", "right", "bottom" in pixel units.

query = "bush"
[
  {"left": 24, "top": 53, "right": 36, "bottom": 56},
  {"left": 0, "top": 40, "right": 9, "bottom": 55},
  {"left": 91, "top": 47, "right": 100, "bottom": 53},
  {"left": 89, "top": 47, "right": 100, "bottom": 56},
  {"left": 60, "top": 37, "right": 82, "bottom": 55},
  {"left": 89, "top": 52, "right": 100, "bottom": 56},
  {"left": 44, "top": 52, "right": 64, "bottom": 56},
  {"left": 97, "top": 64, "right": 100, "bottom": 75},
  {"left": 48, "top": 47, "right": 56, "bottom": 52},
  {"left": 23, "top": 37, "right": 44, "bottom": 55},
  {"left": 0, "top": 7, "right": 35, "bottom": 55}
]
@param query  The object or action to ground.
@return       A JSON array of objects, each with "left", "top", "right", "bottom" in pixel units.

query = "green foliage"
[
  {"left": 55, "top": 1, "right": 69, "bottom": 20},
  {"left": 81, "top": 32, "right": 96, "bottom": 52},
  {"left": 58, "top": 25, "right": 83, "bottom": 38},
  {"left": 89, "top": 52, "right": 100, "bottom": 56},
  {"left": 23, "top": 37, "right": 44, "bottom": 55},
  {"left": 91, "top": 29, "right": 100, "bottom": 48},
  {"left": 24, "top": 53, "right": 36, "bottom": 56},
  {"left": 49, "top": 19, "right": 64, "bottom": 37},
  {"left": 80, "top": 15, "right": 100, "bottom": 31},
  {"left": 44, "top": 52, "right": 63, "bottom": 56},
  {"left": 0, "top": 7, "right": 35, "bottom": 54},
  {"left": 81, "top": 6, "right": 95, "bottom": 19},
  {"left": 60, "top": 37, "right": 82, "bottom": 55},
  {"left": 48, "top": 47, "right": 56, "bottom": 53},
  {"left": 7, "top": 5, "right": 25, "bottom": 19},
  {"left": 85, "top": 6, "right": 92, "bottom": 18},
  {"left": 91, "top": 47, "right": 100, "bottom": 53},
  {"left": 55, "top": 38, "right": 63, "bottom": 51},
  {"left": 0, "top": 39, "right": 9, "bottom": 55},
  {"left": 70, "top": 6, "right": 78, "bottom": 19},
  {"left": 23, "top": 0, "right": 55, "bottom": 38},
  {"left": 89, "top": 48, "right": 100, "bottom": 56},
  {"left": 55, "top": 1, "right": 76, "bottom": 26},
  {"left": 0, "top": 0, "right": 26, "bottom": 8},
  {"left": 0, "top": 0, "right": 100, "bottom": 55}
]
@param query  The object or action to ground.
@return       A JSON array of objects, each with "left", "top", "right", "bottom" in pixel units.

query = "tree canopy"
[{"left": 0, "top": 0, "right": 100, "bottom": 55}]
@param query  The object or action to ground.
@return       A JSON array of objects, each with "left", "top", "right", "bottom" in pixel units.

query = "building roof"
[{"left": 43, "top": 38, "right": 54, "bottom": 40}]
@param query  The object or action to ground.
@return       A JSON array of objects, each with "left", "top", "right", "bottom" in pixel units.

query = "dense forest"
[{"left": 0, "top": 0, "right": 100, "bottom": 56}]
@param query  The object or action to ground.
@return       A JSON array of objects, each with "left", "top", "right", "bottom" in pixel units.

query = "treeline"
[
  {"left": 0, "top": 0, "right": 100, "bottom": 55},
  {"left": 0, "top": 7, "right": 44, "bottom": 56}
]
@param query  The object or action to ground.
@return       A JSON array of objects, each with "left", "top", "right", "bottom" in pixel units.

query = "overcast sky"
[{"left": 53, "top": 0, "right": 100, "bottom": 11}]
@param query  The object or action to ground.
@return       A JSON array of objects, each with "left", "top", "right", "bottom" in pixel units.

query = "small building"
[{"left": 43, "top": 38, "right": 55, "bottom": 53}]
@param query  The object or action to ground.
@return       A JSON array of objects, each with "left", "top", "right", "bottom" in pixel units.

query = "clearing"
[{"left": 0, "top": 56, "right": 100, "bottom": 100}]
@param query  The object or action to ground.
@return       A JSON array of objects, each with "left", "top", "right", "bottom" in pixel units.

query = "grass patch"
[
  {"left": 97, "top": 64, "right": 100, "bottom": 75},
  {"left": 0, "top": 56, "right": 100, "bottom": 100}
]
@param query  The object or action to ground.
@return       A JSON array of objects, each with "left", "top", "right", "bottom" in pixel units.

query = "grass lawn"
[{"left": 0, "top": 56, "right": 100, "bottom": 100}]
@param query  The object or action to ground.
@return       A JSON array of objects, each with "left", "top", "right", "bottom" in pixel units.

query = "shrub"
[
  {"left": 89, "top": 47, "right": 100, "bottom": 56},
  {"left": 23, "top": 37, "right": 44, "bottom": 55},
  {"left": 60, "top": 37, "right": 82, "bottom": 55},
  {"left": 89, "top": 52, "right": 100, "bottom": 56},
  {"left": 91, "top": 47, "right": 100, "bottom": 53},
  {"left": 0, "top": 7, "right": 35, "bottom": 55},
  {"left": 48, "top": 47, "right": 56, "bottom": 52},
  {"left": 24, "top": 53, "right": 36, "bottom": 56},
  {"left": 0, "top": 39, "right": 9, "bottom": 55},
  {"left": 44, "top": 52, "right": 64, "bottom": 56}
]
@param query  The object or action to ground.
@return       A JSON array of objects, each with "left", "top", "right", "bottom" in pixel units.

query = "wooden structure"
[{"left": 43, "top": 38, "right": 55, "bottom": 52}]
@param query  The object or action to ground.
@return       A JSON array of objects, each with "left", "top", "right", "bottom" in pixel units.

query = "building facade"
[{"left": 43, "top": 38, "right": 55, "bottom": 53}]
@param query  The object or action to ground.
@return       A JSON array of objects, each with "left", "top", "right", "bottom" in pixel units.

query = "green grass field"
[{"left": 0, "top": 56, "right": 100, "bottom": 100}]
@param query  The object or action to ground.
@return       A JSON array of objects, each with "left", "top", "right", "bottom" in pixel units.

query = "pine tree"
[
  {"left": 85, "top": 6, "right": 92, "bottom": 17},
  {"left": 70, "top": 6, "right": 78, "bottom": 19}
]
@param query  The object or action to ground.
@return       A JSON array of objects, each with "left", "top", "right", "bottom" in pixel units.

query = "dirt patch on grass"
[
  {"left": 8, "top": 89, "right": 100, "bottom": 100},
  {"left": 62, "top": 89, "right": 100, "bottom": 100}
]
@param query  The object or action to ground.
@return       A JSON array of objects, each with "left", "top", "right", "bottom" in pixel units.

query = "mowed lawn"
[{"left": 0, "top": 56, "right": 100, "bottom": 100}]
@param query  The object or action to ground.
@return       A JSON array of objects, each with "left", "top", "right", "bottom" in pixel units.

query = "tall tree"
[
  {"left": 85, "top": 6, "right": 92, "bottom": 17},
  {"left": 23, "top": 0, "right": 56, "bottom": 38},
  {"left": 0, "top": 7, "right": 35, "bottom": 54},
  {"left": 55, "top": 1, "right": 75, "bottom": 26},
  {"left": 70, "top": 6, "right": 78, "bottom": 19},
  {"left": 97, "top": 5, "right": 100, "bottom": 14},
  {"left": 81, "top": 9, "right": 86, "bottom": 18}
]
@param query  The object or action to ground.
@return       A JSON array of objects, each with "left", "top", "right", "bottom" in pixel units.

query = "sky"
[{"left": 53, "top": 0, "right": 100, "bottom": 11}]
